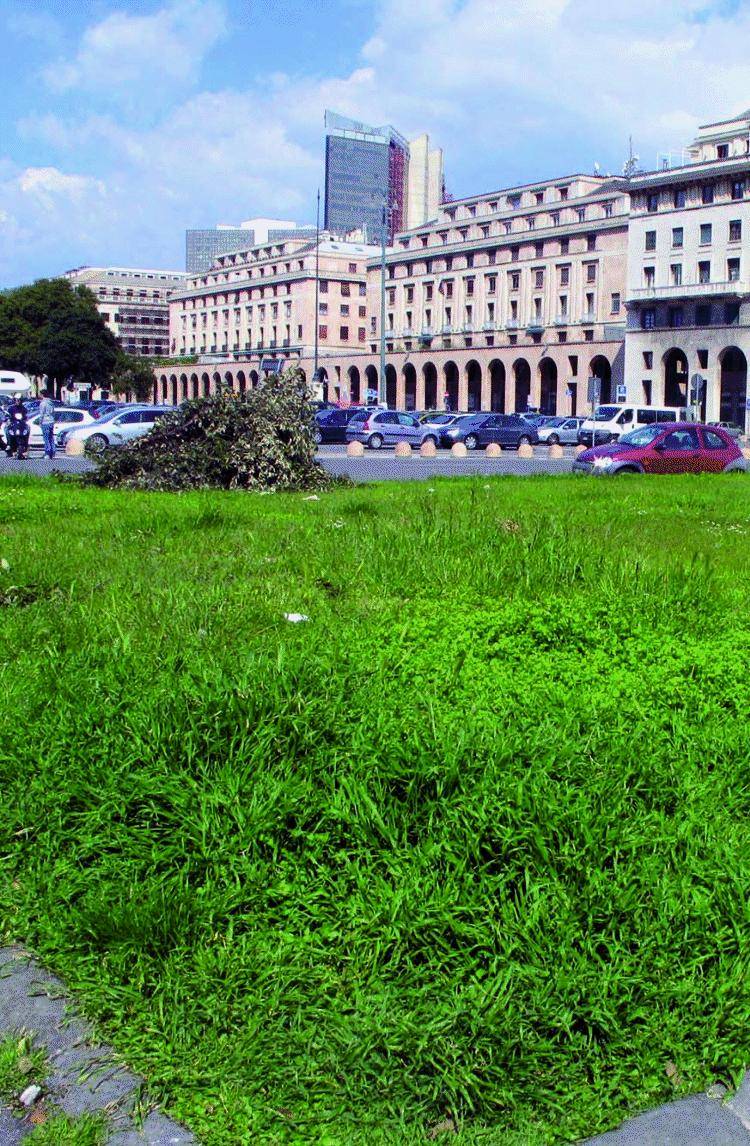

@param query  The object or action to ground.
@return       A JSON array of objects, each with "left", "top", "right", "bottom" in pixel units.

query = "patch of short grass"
[
  {"left": 0, "top": 1034, "right": 46, "bottom": 1104},
  {"left": 26, "top": 1112, "right": 107, "bottom": 1146},
  {"left": 2, "top": 474, "right": 750, "bottom": 1143}
]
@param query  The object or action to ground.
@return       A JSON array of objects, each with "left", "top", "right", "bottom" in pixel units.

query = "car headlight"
[{"left": 592, "top": 456, "right": 614, "bottom": 469}]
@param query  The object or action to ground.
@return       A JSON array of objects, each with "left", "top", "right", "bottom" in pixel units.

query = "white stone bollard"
[
  {"left": 485, "top": 442, "right": 502, "bottom": 457},
  {"left": 346, "top": 440, "right": 365, "bottom": 457},
  {"left": 420, "top": 440, "right": 437, "bottom": 457},
  {"left": 548, "top": 443, "right": 564, "bottom": 459},
  {"left": 65, "top": 438, "right": 85, "bottom": 457},
  {"left": 394, "top": 441, "right": 412, "bottom": 457},
  {"left": 451, "top": 442, "right": 468, "bottom": 458},
  {"left": 518, "top": 443, "right": 534, "bottom": 458}
]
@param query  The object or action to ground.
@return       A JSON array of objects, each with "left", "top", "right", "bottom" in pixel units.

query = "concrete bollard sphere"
[
  {"left": 65, "top": 438, "right": 85, "bottom": 457},
  {"left": 573, "top": 444, "right": 587, "bottom": 457},
  {"left": 346, "top": 440, "right": 365, "bottom": 457},
  {"left": 485, "top": 442, "right": 502, "bottom": 458},
  {"left": 548, "top": 443, "right": 564, "bottom": 459},
  {"left": 394, "top": 441, "right": 412, "bottom": 457},
  {"left": 742, "top": 447, "right": 750, "bottom": 461},
  {"left": 518, "top": 443, "right": 534, "bottom": 459},
  {"left": 420, "top": 439, "right": 437, "bottom": 457},
  {"left": 451, "top": 442, "right": 468, "bottom": 458}
]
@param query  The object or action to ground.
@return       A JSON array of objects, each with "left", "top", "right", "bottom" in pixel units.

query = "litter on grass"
[{"left": 284, "top": 613, "right": 310, "bottom": 623}]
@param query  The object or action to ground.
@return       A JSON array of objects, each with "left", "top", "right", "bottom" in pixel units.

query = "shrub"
[{"left": 83, "top": 369, "right": 345, "bottom": 492}]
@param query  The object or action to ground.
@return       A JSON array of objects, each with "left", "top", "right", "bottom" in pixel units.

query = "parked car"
[
  {"left": 313, "top": 406, "right": 366, "bottom": 444},
  {"left": 345, "top": 409, "right": 439, "bottom": 449},
  {"left": 572, "top": 422, "right": 747, "bottom": 476},
  {"left": 536, "top": 416, "right": 584, "bottom": 445},
  {"left": 438, "top": 413, "right": 539, "bottom": 450},
  {"left": 58, "top": 405, "right": 173, "bottom": 450},
  {"left": 419, "top": 412, "right": 469, "bottom": 430},
  {"left": 24, "top": 408, "right": 97, "bottom": 450},
  {"left": 516, "top": 412, "right": 550, "bottom": 428},
  {"left": 708, "top": 420, "right": 743, "bottom": 440},
  {"left": 578, "top": 404, "right": 688, "bottom": 446}
]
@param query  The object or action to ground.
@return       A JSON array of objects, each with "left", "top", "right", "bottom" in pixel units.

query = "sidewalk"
[
  {"left": 0, "top": 947, "right": 195, "bottom": 1143},
  {"left": 585, "top": 1079, "right": 750, "bottom": 1144}
]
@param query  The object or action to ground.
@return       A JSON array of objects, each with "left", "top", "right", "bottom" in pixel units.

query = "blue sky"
[{"left": 1, "top": 0, "right": 750, "bottom": 287}]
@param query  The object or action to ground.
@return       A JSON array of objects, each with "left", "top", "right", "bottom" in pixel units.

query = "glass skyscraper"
[{"left": 324, "top": 111, "right": 409, "bottom": 243}]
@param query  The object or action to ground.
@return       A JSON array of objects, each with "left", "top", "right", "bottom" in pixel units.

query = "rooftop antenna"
[{"left": 622, "top": 136, "right": 640, "bottom": 179}]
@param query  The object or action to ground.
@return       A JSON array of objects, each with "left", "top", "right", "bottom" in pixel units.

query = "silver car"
[
  {"left": 346, "top": 409, "right": 439, "bottom": 450},
  {"left": 58, "top": 406, "right": 172, "bottom": 449},
  {"left": 536, "top": 417, "right": 584, "bottom": 445}
]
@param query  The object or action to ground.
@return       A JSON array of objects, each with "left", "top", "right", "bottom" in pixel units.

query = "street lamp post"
[
  {"left": 379, "top": 204, "right": 387, "bottom": 406},
  {"left": 313, "top": 188, "right": 321, "bottom": 399}
]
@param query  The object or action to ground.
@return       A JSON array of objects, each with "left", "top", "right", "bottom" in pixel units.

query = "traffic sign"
[
  {"left": 260, "top": 357, "right": 284, "bottom": 375},
  {"left": 587, "top": 377, "right": 601, "bottom": 404},
  {"left": 616, "top": 384, "right": 627, "bottom": 401}
]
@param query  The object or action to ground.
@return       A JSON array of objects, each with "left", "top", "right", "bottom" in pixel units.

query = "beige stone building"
[
  {"left": 624, "top": 110, "right": 750, "bottom": 428},
  {"left": 159, "top": 173, "right": 629, "bottom": 414},
  {"left": 63, "top": 266, "right": 187, "bottom": 359}
]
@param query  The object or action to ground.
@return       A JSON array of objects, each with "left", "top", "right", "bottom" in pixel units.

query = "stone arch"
[
  {"left": 236, "top": 370, "right": 246, "bottom": 394},
  {"left": 443, "top": 360, "right": 459, "bottom": 412},
  {"left": 224, "top": 371, "right": 234, "bottom": 392},
  {"left": 513, "top": 358, "right": 531, "bottom": 413},
  {"left": 539, "top": 358, "right": 558, "bottom": 416},
  {"left": 169, "top": 374, "right": 178, "bottom": 406},
  {"left": 348, "top": 365, "right": 361, "bottom": 404},
  {"left": 719, "top": 346, "right": 748, "bottom": 425},
  {"left": 422, "top": 362, "right": 437, "bottom": 410},
  {"left": 365, "top": 364, "right": 379, "bottom": 403},
  {"left": 590, "top": 354, "right": 613, "bottom": 405},
  {"left": 466, "top": 360, "right": 482, "bottom": 412},
  {"left": 250, "top": 369, "right": 259, "bottom": 388},
  {"left": 385, "top": 364, "right": 397, "bottom": 408},
  {"left": 212, "top": 371, "right": 222, "bottom": 394},
  {"left": 489, "top": 360, "right": 505, "bottom": 412},
  {"left": 159, "top": 375, "right": 168, "bottom": 402},
  {"left": 179, "top": 373, "right": 188, "bottom": 402},
  {"left": 296, "top": 368, "right": 306, "bottom": 386},
  {"left": 662, "top": 348, "right": 688, "bottom": 408},
  {"left": 190, "top": 373, "right": 199, "bottom": 399},
  {"left": 201, "top": 372, "right": 211, "bottom": 397},
  {"left": 403, "top": 363, "right": 417, "bottom": 410}
]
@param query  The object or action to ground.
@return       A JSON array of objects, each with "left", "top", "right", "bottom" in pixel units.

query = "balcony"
[
  {"left": 506, "top": 319, "right": 520, "bottom": 330},
  {"left": 419, "top": 327, "right": 434, "bottom": 338},
  {"left": 462, "top": 322, "right": 474, "bottom": 333},
  {"left": 554, "top": 314, "right": 569, "bottom": 326},
  {"left": 441, "top": 324, "right": 454, "bottom": 334},
  {"left": 579, "top": 312, "right": 596, "bottom": 324},
  {"left": 628, "top": 279, "right": 750, "bottom": 302},
  {"left": 526, "top": 321, "right": 545, "bottom": 334},
  {"left": 401, "top": 327, "right": 415, "bottom": 338},
  {"left": 482, "top": 321, "right": 496, "bottom": 331},
  {"left": 282, "top": 338, "right": 290, "bottom": 347}
]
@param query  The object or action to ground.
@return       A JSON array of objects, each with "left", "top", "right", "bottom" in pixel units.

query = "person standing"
[
  {"left": 38, "top": 389, "right": 56, "bottom": 459},
  {"left": 5, "top": 395, "right": 29, "bottom": 459}
]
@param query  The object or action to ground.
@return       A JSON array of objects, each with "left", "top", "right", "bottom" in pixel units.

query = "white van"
[
  {"left": 0, "top": 370, "right": 32, "bottom": 396},
  {"left": 578, "top": 404, "right": 692, "bottom": 446}
]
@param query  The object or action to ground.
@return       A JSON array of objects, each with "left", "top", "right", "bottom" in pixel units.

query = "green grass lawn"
[{"left": 2, "top": 473, "right": 750, "bottom": 1144}]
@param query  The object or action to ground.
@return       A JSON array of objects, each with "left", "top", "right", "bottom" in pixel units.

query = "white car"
[
  {"left": 59, "top": 406, "right": 172, "bottom": 449},
  {"left": 27, "top": 409, "right": 97, "bottom": 449}
]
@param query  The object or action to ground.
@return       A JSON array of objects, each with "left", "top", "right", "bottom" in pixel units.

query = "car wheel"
[
  {"left": 424, "top": 434, "right": 437, "bottom": 446},
  {"left": 368, "top": 433, "right": 384, "bottom": 450},
  {"left": 518, "top": 435, "right": 532, "bottom": 447},
  {"left": 548, "top": 433, "right": 560, "bottom": 445},
  {"left": 464, "top": 433, "right": 478, "bottom": 450},
  {"left": 86, "top": 433, "right": 108, "bottom": 450},
  {"left": 313, "top": 428, "right": 323, "bottom": 445},
  {"left": 613, "top": 466, "right": 639, "bottom": 476}
]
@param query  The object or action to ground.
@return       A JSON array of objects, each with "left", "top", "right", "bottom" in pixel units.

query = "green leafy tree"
[
  {"left": 109, "top": 354, "right": 157, "bottom": 403},
  {"left": 0, "top": 278, "right": 120, "bottom": 397}
]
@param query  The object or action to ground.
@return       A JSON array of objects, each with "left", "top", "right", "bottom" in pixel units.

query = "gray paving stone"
[
  {"left": 0, "top": 947, "right": 196, "bottom": 1144},
  {"left": 586, "top": 1092, "right": 750, "bottom": 1144}
]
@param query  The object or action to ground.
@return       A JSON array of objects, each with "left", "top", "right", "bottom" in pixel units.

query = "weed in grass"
[
  {"left": 25, "top": 1111, "right": 108, "bottom": 1146},
  {"left": 0, "top": 1034, "right": 47, "bottom": 1104},
  {"left": 2, "top": 475, "right": 750, "bottom": 1143}
]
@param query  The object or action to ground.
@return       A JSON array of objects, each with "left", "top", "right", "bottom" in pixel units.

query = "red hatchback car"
[{"left": 573, "top": 422, "right": 747, "bottom": 476}]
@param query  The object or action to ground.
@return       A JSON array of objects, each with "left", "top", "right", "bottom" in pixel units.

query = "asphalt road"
[{"left": 0, "top": 444, "right": 576, "bottom": 482}]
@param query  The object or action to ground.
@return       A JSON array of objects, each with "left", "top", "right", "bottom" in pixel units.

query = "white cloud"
[
  {"left": 43, "top": 0, "right": 227, "bottom": 106},
  {"left": 18, "top": 167, "right": 106, "bottom": 208}
]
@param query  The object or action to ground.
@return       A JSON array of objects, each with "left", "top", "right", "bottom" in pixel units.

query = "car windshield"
[
  {"left": 618, "top": 425, "right": 664, "bottom": 447},
  {"left": 594, "top": 406, "right": 620, "bottom": 422},
  {"left": 544, "top": 418, "right": 566, "bottom": 427}
]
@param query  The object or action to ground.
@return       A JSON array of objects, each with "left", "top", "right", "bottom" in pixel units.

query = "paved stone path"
[
  {"left": 0, "top": 947, "right": 195, "bottom": 1143},
  {"left": 585, "top": 1081, "right": 750, "bottom": 1143}
]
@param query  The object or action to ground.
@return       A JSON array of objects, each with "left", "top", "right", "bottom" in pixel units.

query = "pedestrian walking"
[
  {"left": 5, "top": 395, "right": 30, "bottom": 459},
  {"left": 38, "top": 389, "right": 56, "bottom": 459}
]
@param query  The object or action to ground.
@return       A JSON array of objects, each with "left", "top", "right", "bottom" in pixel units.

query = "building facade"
[
  {"left": 64, "top": 266, "right": 188, "bottom": 358},
  {"left": 167, "top": 235, "right": 380, "bottom": 384},
  {"left": 186, "top": 218, "right": 315, "bottom": 272},
  {"left": 624, "top": 111, "right": 750, "bottom": 427}
]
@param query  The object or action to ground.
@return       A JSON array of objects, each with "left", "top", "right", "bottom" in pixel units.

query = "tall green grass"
[{"left": 1, "top": 474, "right": 750, "bottom": 1143}]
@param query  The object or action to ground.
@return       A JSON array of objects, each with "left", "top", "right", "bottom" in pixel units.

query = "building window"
[
  {"left": 534, "top": 269, "right": 544, "bottom": 288},
  {"left": 510, "top": 272, "right": 520, "bottom": 290},
  {"left": 611, "top": 292, "right": 621, "bottom": 314},
  {"left": 535, "top": 241, "right": 544, "bottom": 257},
  {"left": 641, "top": 308, "right": 655, "bottom": 329},
  {"left": 559, "top": 186, "right": 569, "bottom": 201},
  {"left": 577, "top": 208, "right": 586, "bottom": 222},
  {"left": 673, "top": 189, "right": 686, "bottom": 208},
  {"left": 511, "top": 246, "right": 519, "bottom": 263},
  {"left": 318, "top": 302, "right": 328, "bottom": 315},
  {"left": 465, "top": 277, "right": 475, "bottom": 296},
  {"left": 560, "top": 237, "right": 569, "bottom": 255},
  {"left": 507, "top": 194, "right": 521, "bottom": 209},
  {"left": 504, "top": 221, "right": 512, "bottom": 234},
  {"left": 717, "top": 143, "right": 730, "bottom": 159},
  {"left": 481, "top": 225, "right": 490, "bottom": 238},
  {"left": 643, "top": 351, "right": 653, "bottom": 368},
  {"left": 587, "top": 234, "right": 596, "bottom": 251},
  {"left": 358, "top": 328, "right": 366, "bottom": 342},
  {"left": 526, "top": 216, "right": 535, "bottom": 230},
  {"left": 584, "top": 330, "right": 594, "bottom": 342},
  {"left": 671, "top": 263, "right": 682, "bottom": 286},
  {"left": 695, "top": 305, "right": 712, "bottom": 326},
  {"left": 604, "top": 202, "right": 614, "bottom": 218},
  {"left": 340, "top": 304, "right": 350, "bottom": 316},
  {"left": 732, "top": 179, "right": 745, "bottom": 200},
  {"left": 406, "top": 286, "right": 414, "bottom": 302},
  {"left": 559, "top": 265, "right": 570, "bottom": 286},
  {"left": 728, "top": 257, "right": 741, "bottom": 282},
  {"left": 320, "top": 279, "right": 328, "bottom": 293},
  {"left": 700, "top": 223, "right": 712, "bottom": 245},
  {"left": 535, "top": 191, "right": 544, "bottom": 204},
  {"left": 348, "top": 262, "right": 357, "bottom": 273},
  {"left": 586, "top": 263, "right": 597, "bottom": 282},
  {"left": 425, "top": 283, "right": 434, "bottom": 301},
  {"left": 319, "top": 325, "right": 327, "bottom": 339},
  {"left": 724, "top": 302, "right": 741, "bottom": 325},
  {"left": 672, "top": 227, "right": 683, "bottom": 248},
  {"left": 341, "top": 282, "right": 351, "bottom": 297},
  {"left": 645, "top": 230, "right": 656, "bottom": 251},
  {"left": 668, "top": 307, "right": 684, "bottom": 328},
  {"left": 487, "top": 275, "right": 496, "bottom": 294},
  {"left": 644, "top": 266, "right": 655, "bottom": 288},
  {"left": 359, "top": 305, "right": 366, "bottom": 317},
  {"left": 698, "top": 260, "right": 711, "bottom": 284},
  {"left": 340, "top": 326, "right": 349, "bottom": 340},
  {"left": 730, "top": 219, "right": 742, "bottom": 242},
  {"left": 359, "top": 283, "right": 366, "bottom": 296},
  {"left": 702, "top": 184, "right": 714, "bottom": 205},
  {"left": 647, "top": 193, "right": 659, "bottom": 212},
  {"left": 551, "top": 212, "right": 560, "bottom": 226}
]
